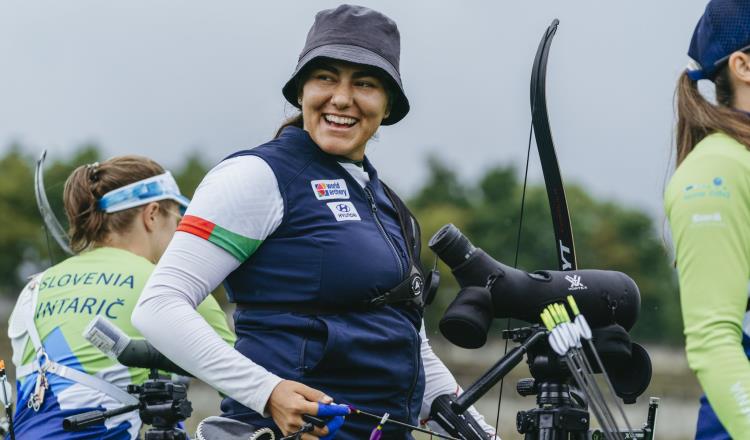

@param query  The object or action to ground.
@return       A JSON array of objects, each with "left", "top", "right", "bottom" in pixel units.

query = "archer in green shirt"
[{"left": 666, "top": 1, "right": 750, "bottom": 437}]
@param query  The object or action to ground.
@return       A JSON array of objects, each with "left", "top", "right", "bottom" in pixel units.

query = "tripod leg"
[
  {"left": 538, "top": 427, "right": 557, "bottom": 440},
  {"left": 572, "top": 431, "right": 586, "bottom": 440}
]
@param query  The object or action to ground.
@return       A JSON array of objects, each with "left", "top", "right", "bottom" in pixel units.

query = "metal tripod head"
[
  {"left": 62, "top": 369, "right": 193, "bottom": 439},
  {"left": 430, "top": 326, "right": 659, "bottom": 439}
]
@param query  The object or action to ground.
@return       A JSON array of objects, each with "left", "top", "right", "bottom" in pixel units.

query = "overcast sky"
[{"left": 1, "top": 1, "right": 710, "bottom": 220}]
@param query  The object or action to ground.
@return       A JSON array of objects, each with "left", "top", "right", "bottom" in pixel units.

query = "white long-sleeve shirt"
[{"left": 132, "top": 155, "right": 496, "bottom": 436}]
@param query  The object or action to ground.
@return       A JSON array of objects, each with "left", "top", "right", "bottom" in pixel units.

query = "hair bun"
[{"left": 86, "top": 162, "right": 100, "bottom": 182}]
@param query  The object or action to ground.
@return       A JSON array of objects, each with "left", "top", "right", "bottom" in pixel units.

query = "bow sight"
[{"left": 426, "top": 224, "right": 658, "bottom": 439}]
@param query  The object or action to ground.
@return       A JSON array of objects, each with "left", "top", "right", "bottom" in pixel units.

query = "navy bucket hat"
[
  {"left": 282, "top": 4, "right": 409, "bottom": 125},
  {"left": 687, "top": 0, "right": 750, "bottom": 81}
]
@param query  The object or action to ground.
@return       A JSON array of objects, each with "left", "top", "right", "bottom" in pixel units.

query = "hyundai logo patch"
[{"left": 326, "top": 201, "right": 361, "bottom": 221}]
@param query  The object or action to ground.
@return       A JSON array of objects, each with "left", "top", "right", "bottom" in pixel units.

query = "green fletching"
[
  {"left": 548, "top": 309, "right": 559, "bottom": 326},
  {"left": 556, "top": 303, "right": 571, "bottom": 322},
  {"left": 550, "top": 304, "right": 561, "bottom": 322},
  {"left": 562, "top": 304, "right": 572, "bottom": 322},
  {"left": 547, "top": 305, "right": 562, "bottom": 324},
  {"left": 560, "top": 303, "right": 573, "bottom": 322},
  {"left": 541, "top": 311, "right": 555, "bottom": 330},
  {"left": 567, "top": 295, "right": 580, "bottom": 315}
]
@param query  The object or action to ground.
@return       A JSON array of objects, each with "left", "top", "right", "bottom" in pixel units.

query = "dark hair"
[
  {"left": 675, "top": 56, "right": 750, "bottom": 165},
  {"left": 275, "top": 113, "right": 305, "bottom": 139},
  {"left": 63, "top": 155, "right": 174, "bottom": 253},
  {"left": 274, "top": 58, "right": 395, "bottom": 139}
]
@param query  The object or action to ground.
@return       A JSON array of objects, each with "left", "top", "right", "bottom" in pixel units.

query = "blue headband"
[{"left": 97, "top": 171, "right": 190, "bottom": 214}]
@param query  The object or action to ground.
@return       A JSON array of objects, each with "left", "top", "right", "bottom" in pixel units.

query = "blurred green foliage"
[{"left": 0, "top": 144, "right": 680, "bottom": 343}]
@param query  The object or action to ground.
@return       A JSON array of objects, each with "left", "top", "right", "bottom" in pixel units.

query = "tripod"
[
  {"left": 431, "top": 326, "right": 658, "bottom": 440},
  {"left": 516, "top": 372, "right": 591, "bottom": 438},
  {"left": 514, "top": 330, "right": 590, "bottom": 439},
  {"left": 63, "top": 369, "right": 193, "bottom": 439}
]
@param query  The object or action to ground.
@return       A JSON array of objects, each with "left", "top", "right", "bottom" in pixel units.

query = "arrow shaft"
[{"left": 353, "top": 409, "right": 460, "bottom": 440}]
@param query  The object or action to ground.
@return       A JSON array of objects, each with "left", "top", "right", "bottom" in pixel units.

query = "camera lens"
[{"left": 428, "top": 224, "right": 477, "bottom": 268}]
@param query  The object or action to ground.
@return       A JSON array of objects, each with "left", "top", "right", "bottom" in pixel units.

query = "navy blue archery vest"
[{"left": 220, "top": 127, "right": 426, "bottom": 440}]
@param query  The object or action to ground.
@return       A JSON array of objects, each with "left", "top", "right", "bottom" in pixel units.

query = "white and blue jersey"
[{"left": 7, "top": 248, "right": 235, "bottom": 439}]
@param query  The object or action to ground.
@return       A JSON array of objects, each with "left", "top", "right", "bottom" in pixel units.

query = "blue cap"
[{"left": 687, "top": 0, "right": 750, "bottom": 81}]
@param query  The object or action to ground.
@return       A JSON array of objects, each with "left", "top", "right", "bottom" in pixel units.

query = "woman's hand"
[{"left": 267, "top": 380, "right": 349, "bottom": 439}]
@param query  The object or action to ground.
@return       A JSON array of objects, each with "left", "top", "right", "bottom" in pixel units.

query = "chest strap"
[
  {"left": 377, "top": 183, "right": 426, "bottom": 308},
  {"left": 16, "top": 274, "right": 138, "bottom": 406},
  {"left": 367, "top": 264, "right": 424, "bottom": 307},
  {"left": 236, "top": 266, "right": 423, "bottom": 316}
]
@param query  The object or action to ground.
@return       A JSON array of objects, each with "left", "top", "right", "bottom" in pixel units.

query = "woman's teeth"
[{"left": 324, "top": 114, "right": 357, "bottom": 126}]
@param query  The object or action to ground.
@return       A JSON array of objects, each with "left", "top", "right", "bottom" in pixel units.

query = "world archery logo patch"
[
  {"left": 327, "top": 201, "right": 361, "bottom": 221},
  {"left": 311, "top": 179, "right": 350, "bottom": 200}
]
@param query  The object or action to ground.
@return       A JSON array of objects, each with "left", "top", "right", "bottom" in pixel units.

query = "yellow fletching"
[
  {"left": 567, "top": 295, "right": 580, "bottom": 315},
  {"left": 548, "top": 310, "right": 557, "bottom": 326},
  {"left": 546, "top": 309, "right": 559, "bottom": 328},
  {"left": 540, "top": 311, "right": 555, "bottom": 330},
  {"left": 547, "top": 305, "right": 562, "bottom": 324},
  {"left": 549, "top": 304, "right": 561, "bottom": 322},
  {"left": 555, "top": 303, "right": 570, "bottom": 322}
]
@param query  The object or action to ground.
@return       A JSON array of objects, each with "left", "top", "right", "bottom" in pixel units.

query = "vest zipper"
[{"left": 364, "top": 187, "right": 405, "bottom": 279}]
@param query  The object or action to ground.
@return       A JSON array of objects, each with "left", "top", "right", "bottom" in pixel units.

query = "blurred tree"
[
  {"left": 174, "top": 152, "right": 211, "bottom": 198},
  {"left": 0, "top": 146, "right": 43, "bottom": 294},
  {"left": 411, "top": 156, "right": 472, "bottom": 210}
]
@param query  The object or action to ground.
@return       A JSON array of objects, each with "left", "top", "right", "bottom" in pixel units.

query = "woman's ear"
[
  {"left": 729, "top": 51, "right": 750, "bottom": 84},
  {"left": 383, "top": 88, "right": 393, "bottom": 119},
  {"left": 141, "top": 202, "right": 161, "bottom": 233}
]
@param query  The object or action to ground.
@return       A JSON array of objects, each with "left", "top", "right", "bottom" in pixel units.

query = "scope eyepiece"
[{"left": 428, "top": 224, "right": 477, "bottom": 268}]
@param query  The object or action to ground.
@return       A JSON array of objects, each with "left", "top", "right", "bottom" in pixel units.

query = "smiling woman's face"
[{"left": 300, "top": 60, "right": 391, "bottom": 161}]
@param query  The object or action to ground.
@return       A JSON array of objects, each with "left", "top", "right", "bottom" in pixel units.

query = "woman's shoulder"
[
  {"left": 204, "top": 132, "right": 318, "bottom": 193},
  {"left": 672, "top": 133, "right": 750, "bottom": 181},
  {"left": 665, "top": 133, "right": 750, "bottom": 214},
  {"left": 224, "top": 129, "right": 318, "bottom": 177},
  {"left": 77, "top": 247, "right": 155, "bottom": 271},
  {"left": 185, "top": 152, "right": 284, "bottom": 246},
  {"left": 198, "top": 154, "right": 278, "bottom": 194},
  {"left": 9, "top": 272, "right": 44, "bottom": 338},
  {"left": 691, "top": 132, "right": 750, "bottom": 161},
  {"left": 226, "top": 127, "right": 314, "bottom": 160}
]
